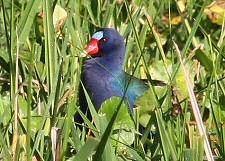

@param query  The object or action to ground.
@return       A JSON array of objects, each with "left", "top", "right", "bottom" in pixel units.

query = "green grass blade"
[
  {"left": 155, "top": 109, "right": 178, "bottom": 161},
  {"left": 92, "top": 99, "right": 124, "bottom": 160},
  {"left": 43, "top": 0, "right": 56, "bottom": 93},
  {"left": 75, "top": 137, "right": 99, "bottom": 161},
  {"left": 182, "top": 1, "right": 208, "bottom": 56},
  {"left": 0, "top": 130, "right": 12, "bottom": 160},
  {"left": 17, "top": 0, "right": 41, "bottom": 43},
  {"left": 99, "top": 115, "right": 116, "bottom": 161},
  {"left": 81, "top": 83, "right": 100, "bottom": 130}
]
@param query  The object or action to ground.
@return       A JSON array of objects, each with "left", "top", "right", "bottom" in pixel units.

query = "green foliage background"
[{"left": 0, "top": 0, "right": 225, "bottom": 160}]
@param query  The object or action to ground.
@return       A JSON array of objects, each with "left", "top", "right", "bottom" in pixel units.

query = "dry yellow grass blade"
[{"left": 173, "top": 41, "right": 214, "bottom": 161}]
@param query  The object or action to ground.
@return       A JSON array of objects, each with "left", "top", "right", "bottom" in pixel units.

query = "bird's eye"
[{"left": 101, "top": 38, "right": 108, "bottom": 44}]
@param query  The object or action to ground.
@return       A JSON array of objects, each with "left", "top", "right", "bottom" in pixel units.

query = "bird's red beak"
[{"left": 85, "top": 39, "right": 100, "bottom": 56}]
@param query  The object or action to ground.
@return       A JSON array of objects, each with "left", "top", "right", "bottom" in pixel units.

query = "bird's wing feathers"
[{"left": 123, "top": 72, "right": 149, "bottom": 107}]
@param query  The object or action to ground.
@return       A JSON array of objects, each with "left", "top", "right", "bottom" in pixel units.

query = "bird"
[{"left": 80, "top": 28, "right": 149, "bottom": 113}]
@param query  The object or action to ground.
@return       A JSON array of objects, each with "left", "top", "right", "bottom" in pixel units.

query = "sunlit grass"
[{"left": 0, "top": 0, "right": 225, "bottom": 160}]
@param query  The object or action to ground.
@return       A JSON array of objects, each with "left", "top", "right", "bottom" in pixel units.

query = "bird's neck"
[{"left": 88, "top": 49, "right": 125, "bottom": 72}]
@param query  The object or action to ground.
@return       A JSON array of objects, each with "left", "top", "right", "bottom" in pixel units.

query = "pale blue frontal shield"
[{"left": 92, "top": 31, "right": 103, "bottom": 40}]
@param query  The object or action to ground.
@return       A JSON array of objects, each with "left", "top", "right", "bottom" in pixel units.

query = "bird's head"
[{"left": 85, "top": 28, "right": 125, "bottom": 57}]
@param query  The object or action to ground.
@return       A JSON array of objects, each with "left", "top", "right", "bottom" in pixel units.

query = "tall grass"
[{"left": 0, "top": 0, "right": 224, "bottom": 160}]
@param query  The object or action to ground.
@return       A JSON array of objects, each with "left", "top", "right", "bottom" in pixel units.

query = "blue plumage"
[{"left": 82, "top": 28, "right": 148, "bottom": 112}]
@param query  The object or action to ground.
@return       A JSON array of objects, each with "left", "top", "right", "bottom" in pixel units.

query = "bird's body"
[
  {"left": 83, "top": 61, "right": 148, "bottom": 110},
  {"left": 81, "top": 28, "right": 148, "bottom": 112}
]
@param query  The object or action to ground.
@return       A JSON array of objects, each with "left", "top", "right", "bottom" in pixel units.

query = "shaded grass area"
[{"left": 0, "top": 0, "right": 225, "bottom": 160}]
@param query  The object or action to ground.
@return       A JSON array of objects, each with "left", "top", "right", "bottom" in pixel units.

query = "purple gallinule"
[{"left": 81, "top": 28, "right": 148, "bottom": 112}]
